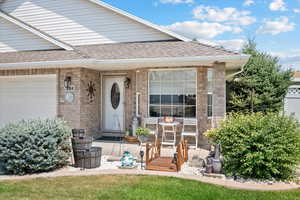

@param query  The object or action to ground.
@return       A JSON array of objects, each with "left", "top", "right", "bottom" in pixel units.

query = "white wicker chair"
[
  {"left": 143, "top": 118, "right": 159, "bottom": 141},
  {"left": 181, "top": 118, "right": 198, "bottom": 149}
]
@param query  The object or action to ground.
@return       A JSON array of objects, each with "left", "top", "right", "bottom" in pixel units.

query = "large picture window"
[{"left": 149, "top": 70, "right": 197, "bottom": 118}]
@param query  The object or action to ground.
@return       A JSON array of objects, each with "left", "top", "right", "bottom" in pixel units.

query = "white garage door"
[
  {"left": 0, "top": 75, "right": 57, "bottom": 126},
  {"left": 285, "top": 85, "right": 300, "bottom": 122}
]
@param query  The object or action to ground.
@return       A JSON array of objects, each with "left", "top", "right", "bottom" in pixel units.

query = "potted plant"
[
  {"left": 136, "top": 127, "right": 150, "bottom": 144},
  {"left": 124, "top": 130, "right": 139, "bottom": 143}
]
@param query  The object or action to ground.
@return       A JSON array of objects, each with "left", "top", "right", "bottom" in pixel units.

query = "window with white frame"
[
  {"left": 149, "top": 69, "right": 197, "bottom": 118},
  {"left": 207, "top": 69, "right": 214, "bottom": 118}
]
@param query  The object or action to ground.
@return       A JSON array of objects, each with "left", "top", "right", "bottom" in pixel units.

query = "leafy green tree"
[{"left": 227, "top": 39, "right": 293, "bottom": 113}]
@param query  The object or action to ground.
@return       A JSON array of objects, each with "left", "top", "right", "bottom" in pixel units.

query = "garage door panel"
[{"left": 0, "top": 75, "right": 57, "bottom": 126}]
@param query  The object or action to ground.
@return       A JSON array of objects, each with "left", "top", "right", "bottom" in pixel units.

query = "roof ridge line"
[{"left": 0, "top": 10, "right": 74, "bottom": 51}]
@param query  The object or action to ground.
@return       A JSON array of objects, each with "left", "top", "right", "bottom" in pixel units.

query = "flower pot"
[
  {"left": 138, "top": 136, "right": 149, "bottom": 144},
  {"left": 125, "top": 136, "right": 139, "bottom": 143}
]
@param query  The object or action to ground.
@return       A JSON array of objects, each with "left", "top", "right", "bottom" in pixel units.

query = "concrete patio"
[{"left": 92, "top": 139, "right": 209, "bottom": 162}]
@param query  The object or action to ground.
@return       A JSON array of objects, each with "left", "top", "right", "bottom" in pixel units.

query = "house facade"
[
  {"left": 0, "top": 0, "right": 249, "bottom": 147},
  {"left": 285, "top": 72, "right": 300, "bottom": 122}
]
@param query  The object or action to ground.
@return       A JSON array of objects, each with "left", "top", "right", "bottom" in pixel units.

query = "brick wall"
[{"left": 0, "top": 64, "right": 227, "bottom": 145}]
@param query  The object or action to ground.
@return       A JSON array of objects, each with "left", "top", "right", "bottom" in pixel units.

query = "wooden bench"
[{"left": 145, "top": 140, "right": 188, "bottom": 172}]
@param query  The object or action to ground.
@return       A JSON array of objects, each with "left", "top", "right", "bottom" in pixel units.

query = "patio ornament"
[
  {"left": 86, "top": 81, "right": 96, "bottom": 103},
  {"left": 212, "top": 144, "right": 222, "bottom": 174},
  {"left": 205, "top": 144, "right": 222, "bottom": 174},
  {"left": 120, "top": 151, "right": 137, "bottom": 169}
]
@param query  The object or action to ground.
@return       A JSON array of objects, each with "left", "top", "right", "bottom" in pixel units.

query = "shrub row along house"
[{"left": 0, "top": 0, "right": 249, "bottom": 147}]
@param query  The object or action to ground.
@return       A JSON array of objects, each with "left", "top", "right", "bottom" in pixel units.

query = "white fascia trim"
[
  {"left": 94, "top": 55, "right": 250, "bottom": 65},
  {"left": 87, "top": 0, "right": 189, "bottom": 42},
  {"left": 0, "top": 59, "right": 95, "bottom": 69},
  {"left": 0, "top": 11, "right": 74, "bottom": 51},
  {"left": 0, "top": 55, "right": 250, "bottom": 69}
]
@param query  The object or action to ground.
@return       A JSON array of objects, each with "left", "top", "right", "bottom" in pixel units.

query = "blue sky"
[{"left": 102, "top": 0, "right": 300, "bottom": 70}]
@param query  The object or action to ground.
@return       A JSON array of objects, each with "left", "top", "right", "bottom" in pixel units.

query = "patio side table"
[{"left": 159, "top": 121, "right": 180, "bottom": 148}]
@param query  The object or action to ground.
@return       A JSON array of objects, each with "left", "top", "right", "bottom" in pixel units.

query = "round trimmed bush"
[
  {"left": 0, "top": 119, "right": 71, "bottom": 175},
  {"left": 206, "top": 113, "right": 300, "bottom": 180}
]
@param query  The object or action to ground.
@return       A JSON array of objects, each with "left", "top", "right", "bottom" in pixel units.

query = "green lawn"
[{"left": 0, "top": 175, "right": 299, "bottom": 200}]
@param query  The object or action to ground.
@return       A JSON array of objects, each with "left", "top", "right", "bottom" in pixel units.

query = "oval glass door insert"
[{"left": 111, "top": 82, "right": 120, "bottom": 109}]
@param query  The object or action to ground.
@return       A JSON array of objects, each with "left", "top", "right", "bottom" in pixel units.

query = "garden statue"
[
  {"left": 205, "top": 144, "right": 222, "bottom": 174},
  {"left": 212, "top": 144, "right": 222, "bottom": 173},
  {"left": 120, "top": 151, "right": 136, "bottom": 168}
]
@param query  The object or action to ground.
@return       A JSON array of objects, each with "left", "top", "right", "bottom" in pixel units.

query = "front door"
[{"left": 103, "top": 76, "right": 125, "bottom": 132}]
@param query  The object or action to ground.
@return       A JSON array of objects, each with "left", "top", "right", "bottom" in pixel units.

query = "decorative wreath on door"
[{"left": 86, "top": 81, "right": 96, "bottom": 103}]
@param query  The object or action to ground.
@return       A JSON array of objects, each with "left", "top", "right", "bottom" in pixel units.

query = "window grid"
[{"left": 149, "top": 70, "right": 197, "bottom": 118}]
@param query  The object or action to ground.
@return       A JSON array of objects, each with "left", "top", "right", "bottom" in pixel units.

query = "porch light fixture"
[
  {"left": 124, "top": 77, "right": 131, "bottom": 88},
  {"left": 64, "top": 75, "right": 72, "bottom": 90}
]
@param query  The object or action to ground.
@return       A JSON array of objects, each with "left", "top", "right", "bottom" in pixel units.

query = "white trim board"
[
  {"left": 0, "top": 55, "right": 250, "bottom": 76},
  {"left": 87, "top": 0, "right": 189, "bottom": 42},
  {"left": 0, "top": 11, "right": 74, "bottom": 51}
]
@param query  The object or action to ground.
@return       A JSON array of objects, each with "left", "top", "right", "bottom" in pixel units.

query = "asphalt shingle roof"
[{"left": 0, "top": 41, "right": 239, "bottom": 64}]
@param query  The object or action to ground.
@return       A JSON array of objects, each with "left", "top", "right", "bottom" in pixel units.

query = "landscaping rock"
[
  {"left": 189, "top": 156, "right": 205, "bottom": 168},
  {"left": 203, "top": 173, "right": 226, "bottom": 179}
]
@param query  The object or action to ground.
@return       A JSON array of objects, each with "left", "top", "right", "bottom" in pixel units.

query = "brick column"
[
  {"left": 213, "top": 62, "right": 226, "bottom": 127},
  {"left": 57, "top": 68, "right": 81, "bottom": 130},
  {"left": 136, "top": 69, "right": 148, "bottom": 123},
  {"left": 197, "top": 67, "right": 208, "bottom": 147}
]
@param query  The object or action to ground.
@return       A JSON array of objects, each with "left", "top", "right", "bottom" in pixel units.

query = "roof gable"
[
  {"left": 0, "top": 0, "right": 187, "bottom": 47},
  {"left": 0, "top": 14, "right": 60, "bottom": 52},
  {"left": 0, "top": 11, "right": 74, "bottom": 51}
]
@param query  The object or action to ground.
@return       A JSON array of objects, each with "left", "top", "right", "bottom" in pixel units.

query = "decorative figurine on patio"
[
  {"left": 120, "top": 151, "right": 137, "bottom": 169},
  {"left": 205, "top": 144, "right": 222, "bottom": 174}
]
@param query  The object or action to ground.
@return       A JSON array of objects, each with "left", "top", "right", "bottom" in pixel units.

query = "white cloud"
[
  {"left": 243, "top": 0, "right": 255, "bottom": 7},
  {"left": 270, "top": 51, "right": 300, "bottom": 70},
  {"left": 165, "top": 21, "right": 237, "bottom": 39},
  {"left": 294, "top": 9, "right": 300, "bottom": 13},
  {"left": 214, "top": 39, "right": 246, "bottom": 51},
  {"left": 257, "top": 16, "right": 295, "bottom": 35},
  {"left": 193, "top": 5, "right": 256, "bottom": 26},
  {"left": 269, "top": 0, "right": 287, "bottom": 11},
  {"left": 196, "top": 39, "right": 246, "bottom": 52},
  {"left": 159, "top": 0, "right": 193, "bottom": 4}
]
